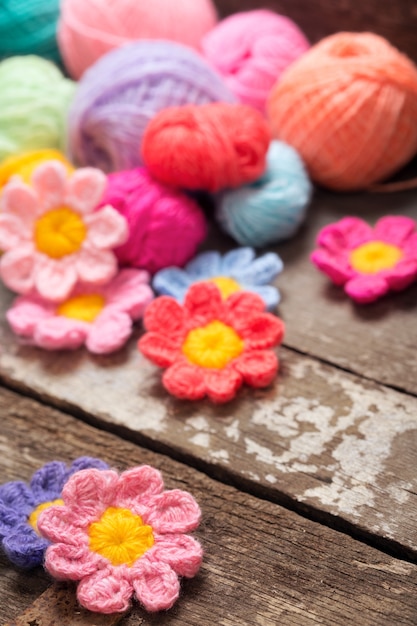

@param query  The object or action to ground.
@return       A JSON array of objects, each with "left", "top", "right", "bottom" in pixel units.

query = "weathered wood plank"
[
  {"left": 1, "top": 291, "right": 416, "bottom": 560},
  {"left": 1, "top": 387, "right": 417, "bottom": 626},
  {"left": 213, "top": 0, "right": 417, "bottom": 61}
]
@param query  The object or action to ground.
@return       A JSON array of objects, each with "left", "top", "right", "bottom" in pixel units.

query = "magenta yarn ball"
[
  {"left": 58, "top": 0, "right": 218, "bottom": 79},
  {"left": 99, "top": 168, "right": 207, "bottom": 274},
  {"left": 201, "top": 9, "right": 309, "bottom": 112}
]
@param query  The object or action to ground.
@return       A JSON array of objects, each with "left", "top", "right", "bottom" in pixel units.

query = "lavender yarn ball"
[{"left": 68, "top": 40, "right": 236, "bottom": 172}]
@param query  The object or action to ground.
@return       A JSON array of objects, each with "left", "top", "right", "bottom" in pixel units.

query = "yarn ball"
[
  {"left": 98, "top": 167, "right": 207, "bottom": 274},
  {"left": 267, "top": 32, "right": 417, "bottom": 191},
  {"left": 0, "top": 56, "right": 75, "bottom": 162},
  {"left": 68, "top": 41, "right": 235, "bottom": 173},
  {"left": 58, "top": 0, "right": 218, "bottom": 79},
  {"left": 0, "top": 0, "right": 60, "bottom": 61},
  {"left": 201, "top": 9, "right": 309, "bottom": 113},
  {"left": 0, "top": 150, "right": 73, "bottom": 191},
  {"left": 216, "top": 140, "right": 312, "bottom": 247},
  {"left": 142, "top": 103, "right": 270, "bottom": 192}
]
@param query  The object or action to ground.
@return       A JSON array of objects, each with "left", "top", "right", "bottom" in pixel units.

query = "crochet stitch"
[
  {"left": 153, "top": 248, "right": 283, "bottom": 310},
  {"left": 311, "top": 216, "right": 417, "bottom": 303},
  {"left": 38, "top": 466, "right": 203, "bottom": 614},
  {"left": 0, "top": 160, "right": 128, "bottom": 302},
  {"left": 0, "top": 457, "right": 108, "bottom": 569},
  {"left": 6, "top": 268, "right": 153, "bottom": 353},
  {"left": 139, "top": 281, "right": 285, "bottom": 403}
]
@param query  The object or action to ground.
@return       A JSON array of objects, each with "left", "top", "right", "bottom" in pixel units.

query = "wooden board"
[{"left": 1, "top": 386, "right": 417, "bottom": 626}]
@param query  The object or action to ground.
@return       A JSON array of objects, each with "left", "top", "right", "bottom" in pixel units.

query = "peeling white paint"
[
  {"left": 186, "top": 415, "right": 212, "bottom": 432},
  {"left": 224, "top": 419, "right": 240, "bottom": 443},
  {"left": 189, "top": 432, "right": 210, "bottom": 448},
  {"left": 265, "top": 474, "right": 277, "bottom": 484},
  {"left": 211, "top": 449, "right": 230, "bottom": 462}
]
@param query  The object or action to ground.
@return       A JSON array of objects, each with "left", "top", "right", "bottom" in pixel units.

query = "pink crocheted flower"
[
  {"left": 311, "top": 216, "right": 417, "bottom": 303},
  {"left": 0, "top": 161, "right": 128, "bottom": 302},
  {"left": 6, "top": 269, "right": 153, "bottom": 354},
  {"left": 38, "top": 466, "right": 202, "bottom": 614},
  {"left": 138, "top": 281, "right": 285, "bottom": 403}
]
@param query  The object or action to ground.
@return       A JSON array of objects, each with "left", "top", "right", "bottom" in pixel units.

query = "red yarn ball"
[
  {"left": 142, "top": 103, "right": 270, "bottom": 192},
  {"left": 99, "top": 168, "right": 207, "bottom": 274}
]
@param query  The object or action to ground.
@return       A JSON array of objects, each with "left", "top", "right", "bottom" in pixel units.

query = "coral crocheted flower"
[
  {"left": 139, "top": 281, "right": 285, "bottom": 403},
  {"left": 0, "top": 457, "right": 108, "bottom": 569},
  {"left": 153, "top": 247, "right": 283, "bottom": 309},
  {"left": 38, "top": 466, "right": 202, "bottom": 614},
  {"left": 0, "top": 161, "right": 128, "bottom": 302},
  {"left": 6, "top": 269, "right": 153, "bottom": 354},
  {"left": 311, "top": 216, "right": 417, "bottom": 303}
]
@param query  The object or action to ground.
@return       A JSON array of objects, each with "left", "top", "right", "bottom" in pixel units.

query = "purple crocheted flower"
[{"left": 0, "top": 457, "right": 108, "bottom": 568}]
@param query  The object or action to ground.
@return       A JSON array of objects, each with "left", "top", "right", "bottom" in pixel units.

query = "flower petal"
[
  {"left": 44, "top": 541, "right": 103, "bottom": 580},
  {"left": 67, "top": 457, "right": 109, "bottom": 477},
  {"left": 344, "top": 275, "right": 389, "bottom": 303},
  {"left": 76, "top": 248, "right": 117, "bottom": 285},
  {"left": 105, "top": 268, "right": 152, "bottom": 317},
  {"left": 86, "top": 311, "right": 132, "bottom": 354},
  {"left": 34, "top": 317, "right": 88, "bottom": 350},
  {"left": 221, "top": 247, "right": 255, "bottom": 273},
  {"left": 223, "top": 291, "right": 265, "bottom": 329},
  {"left": 237, "top": 313, "right": 285, "bottom": 349},
  {"left": 34, "top": 259, "right": 78, "bottom": 302},
  {"left": 143, "top": 297, "right": 185, "bottom": 336},
  {"left": 163, "top": 361, "right": 206, "bottom": 400},
  {"left": 145, "top": 490, "right": 201, "bottom": 534},
  {"left": 1, "top": 181, "right": 39, "bottom": 226},
  {"left": 317, "top": 217, "right": 373, "bottom": 252},
  {"left": 383, "top": 258, "right": 417, "bottom": 290},
  {"left": 149, "top": 534, "right": 203, "bottom": 577},
  {"left": 0, "top": 505, "right": 23, "bottom": 537},
  {"left": 62, "top": 469, "right": 119, "bottom": 522},
  {"left": 6, "top": 295, "right": 54, "bottom": 337},
  {"left": 38, "top": 504, "right": 88, "bottom": 541},
  {"left": 152, "top": 267, "right": 192, "bottom": 300},
  {"left": 30, "top": 461, "right": 67, "bottom": 501},
  {"left": 183, "top": 282, "right": 223, "bottom": 327},
  {"left": 236, "top": 252, "right": 283, "bottom": 284},
  {"left": 0, "top": 481, "right": 35, "bottom": 512},
  {"left": 115, "top": 466, "right": 164, "bottom": 511},
  {"left": 310, "top": 249, "right": 354, "bottom": 285},
  {"left": 0, "top": 245, "right": 36, "bottom": 294},
  {"left": 233, "top": 350, "right": 278, "bottom": 387},
  {"left": 77, "top": 566, "right": 133, "bottom": 613},
  {"left": 3, "top": 524, "right": 48, "bottom": 569},
  {"left": 403, "top": 232, "right": 417, "bottom": 258},
  {"left": 139, "top": 332, "right": 181, "bottom": 368},
  {"left": 84, "top": 205, "right": 128, "bottom": 249},
  {"left": 203, "top": 367, "right": 242, "bottom": 403},
  {"left": 185, "top": 250, "right": 221, "bottom": 279},
  {"left": 0, "top": 214, "right": 29, "bottom": 250},
  {"left": 132, "top": 559, "right": 180, "bottom": 612},
  {"left": 65, "top": 167, "right": 107, "bottom": 214},
  {"left": 248, "top": 285, "right": 280, "bottom": 309},
  {"left": 31, "top": 161, "right": 67, "bottom": 211},
  {"left": 374, "top": 216, "right": 416, "bottom": 245}
]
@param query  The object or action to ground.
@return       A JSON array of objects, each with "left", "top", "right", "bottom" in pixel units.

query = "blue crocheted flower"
[
  {"left": 0, "top": 457, "right": 108, "bottom": 569},
  {"left": 153, "top": 248, "right": 283, "bottom": 309}
]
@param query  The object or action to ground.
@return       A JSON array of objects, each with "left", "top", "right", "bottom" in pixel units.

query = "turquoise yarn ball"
[
  {"left": 0, "top": 0, "right": 61, "bottom": 62},
  {"left": 216, "top": 140, "right": 313, "bottom": 247}
]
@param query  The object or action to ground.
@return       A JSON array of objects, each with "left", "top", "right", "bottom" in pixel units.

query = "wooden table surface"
[{"left": 0, "top": 178, "right": 416, "bottom": 624}]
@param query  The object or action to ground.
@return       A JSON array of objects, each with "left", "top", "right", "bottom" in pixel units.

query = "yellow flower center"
[
  {"left": 57, "top": 294, "right": 106, "bottom": 323},
  {"left": 34, "top": 207, "right": 86, "bottom": 259},
  {"left": 88, "top": 507, "right": 154, "bottom": 567},
  {"left": 28, "top": 499, "right": 64, "bottom": 535},
  {"left": 350, "top": 241, "right": 403, "bottom": 274},
  {"left": 208, "top": 276, "right": 241, "bottom": 299},
  {"left": 182, "top": 320, "right": 244, "bottom": 369}
]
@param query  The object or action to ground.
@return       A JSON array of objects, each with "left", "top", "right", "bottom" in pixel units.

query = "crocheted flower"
[
  {"left": 139, "top": 281, "right": 285, "bottom": 403},
  {"left": 0, "top": 161, "right": 128, "bottom": 302},
  {"left": 153, "top": 248, "right": 283, "bottom": 309},
  {"left": 38, "top": 466, "right": 202, "bottom": 614},
  {"left": 311, "top": 216, "right": 417, "bottom": 303},
  {"left": 0, "top": 457, "right": 108, "bottom": 569},
  {"left": 6, "top": 269, "right": 153, "bottom": 354}
]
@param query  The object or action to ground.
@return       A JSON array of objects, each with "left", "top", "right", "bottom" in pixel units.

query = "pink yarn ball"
[
  {"left": 58, "top": 0, "right": 218, "bottom": 79},
  {"left": 201, "top": 9, "right": 309, "bottom": 113},
  {"left": 99, "top": 168, "right": 207, "bottom": 274}
]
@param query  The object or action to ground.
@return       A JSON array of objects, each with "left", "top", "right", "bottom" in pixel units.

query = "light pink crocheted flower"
[
  {"left": 0, "top": 161, "right": 128, "bottom": 302},
  {"left": 311, "top": 216, "right": 417, "bottom": 303},
  {"left": 6, "top": 269, "right": 153, "bottom": 354},
  {"left": 38, "top": 467, "right": 202, "bottom": 614}
]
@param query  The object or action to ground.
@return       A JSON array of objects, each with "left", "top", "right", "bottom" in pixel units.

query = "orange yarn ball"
[
  {"left": 267, "top": 32, "right": 417, "bottom": 191},
  {"left": 142, "top": 103, "right": 270, "bottom": 192}
]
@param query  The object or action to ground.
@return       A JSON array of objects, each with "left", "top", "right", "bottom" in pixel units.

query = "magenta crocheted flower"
[
  {"left": 6, "top": 269, "right": 153, "bottom": 354},
  {"left": 311, "top": 216, "right": 417, "bottom": 303},
  {"left": 38, "top": 466, "right": 203, "bottom": 614},
  {"left": 0, "top": 161, "right": 128, "bottom": 302}
]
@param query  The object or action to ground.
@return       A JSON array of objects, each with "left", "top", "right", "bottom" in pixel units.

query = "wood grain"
[
  {"left": 213, "top": 0, "right": 417, "bottom": 61},
  {"left": 1, "top": 387, "right": 417, "bottom": 626}
]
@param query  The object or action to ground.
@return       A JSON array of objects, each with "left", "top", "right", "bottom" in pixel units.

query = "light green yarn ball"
[{"left": 0, "top": 56, "right": 75, "bottom": 161}]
